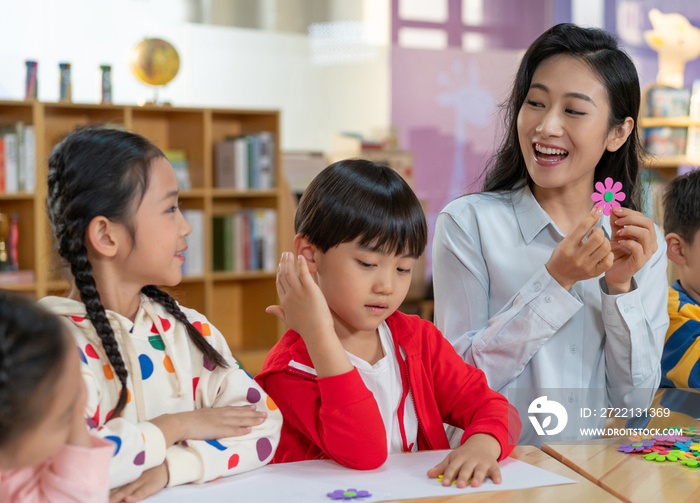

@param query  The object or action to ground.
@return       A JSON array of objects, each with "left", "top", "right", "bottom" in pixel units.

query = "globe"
[{"left": 130, "top": 38, "right": 180, "bottom": 87}]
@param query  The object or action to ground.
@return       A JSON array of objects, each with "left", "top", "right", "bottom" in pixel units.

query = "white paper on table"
[{"left": 144, "top": 450, "right": 576, "bottom": 502}]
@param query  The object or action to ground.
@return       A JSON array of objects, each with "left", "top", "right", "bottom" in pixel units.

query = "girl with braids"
[
  {"left": 39, "top": 127, "right": 282, "bottom": 502},
  {"left": 0, "top": 290, "right": 114, "bottom": 503}
]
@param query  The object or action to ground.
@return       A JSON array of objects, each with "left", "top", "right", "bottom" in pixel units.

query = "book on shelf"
[
  {"left": 212, "top": 209, "right": 276, "bottom": 272},
  {"left": 163, "top": 149, "right": 191, "bottom": 190},
  {"left": 687, "top": 78, "right": 700, "bottom": 160},
  {"left": 0, "top": 122, "right": 35, "bottom": 193},
  {"left": 640, "top": 171, "right": 668, "bottom": 230},
  {"left": 0, "top": 270, "right": 35, "bottom": 285},
  {"left": 181, "top": 209, "right": 204, "bottom": 276},
  {"left": 214, "top": 132, "right": 275, "bottom": 190},
  {"left": 646, "top": 87, "right": 692, "bottom": 117},
  {"left": 644, "top": 127, "right": 688, "bottom": 158}
]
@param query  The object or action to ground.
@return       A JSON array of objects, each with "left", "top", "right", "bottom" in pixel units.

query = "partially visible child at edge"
[
  {"left": 38, "top": 127, "right": 282, "bottom": 503},
  {"left": 255, "top": 160, "right": 521, "bottom": 488},
  {"left": 662, "top": 169, "right": 700, "bottom": 391},
  {"left": 0, "top": 290, "right": 113, "bottom": 503}
]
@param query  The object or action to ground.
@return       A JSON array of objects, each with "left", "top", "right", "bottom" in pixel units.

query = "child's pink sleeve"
[{"left": 0, "top": 435, "right": 114, "bottom": 503}]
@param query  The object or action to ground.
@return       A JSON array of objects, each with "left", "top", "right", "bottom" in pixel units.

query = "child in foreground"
[
  {"left": 256, "top": 160, "right": 520, "bottom": 488},
  {"left": 0, "top": 291, "right": 114, "bottom": 503},
  {"left": 662, "top": 169, "right": 700, "bottom": 389},
  {"left": 39, "top": 127, "right": 282, "bottom": 503}
]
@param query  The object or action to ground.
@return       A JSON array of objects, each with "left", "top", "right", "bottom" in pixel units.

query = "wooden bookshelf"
[
  {"left": 638, "top": 88, "right": 699, "bottom": 286},
  {"left": 0, "top": 100, "right": 289, "bottom": 375}
]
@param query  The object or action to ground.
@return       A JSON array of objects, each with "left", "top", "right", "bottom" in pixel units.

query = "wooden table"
[
  {"left": 542, "top": 437, "right": 700, "bottom": 503},
  {"left": 385, "top": 446, "right": 620, "bottom": 503}
]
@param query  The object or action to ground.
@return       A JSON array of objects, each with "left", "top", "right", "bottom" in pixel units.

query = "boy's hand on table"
[{"left": 427, "top": 433, "right": 502, "bottom": 488}]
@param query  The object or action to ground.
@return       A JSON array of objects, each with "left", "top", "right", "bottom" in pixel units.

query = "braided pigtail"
[
  {"left": 47, "top": 127, "right": 164, "bottom": 418},
  {"left": 141, "top": 285, "right": 229, "bottom": 369},
  {"left": 67, "top": 241, "right": 130, "bottom": 416}
]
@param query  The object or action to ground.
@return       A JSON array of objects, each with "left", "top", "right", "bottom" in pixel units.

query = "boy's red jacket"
[{"left": 255, "top": 311, "right": 521, "bottom": 470}]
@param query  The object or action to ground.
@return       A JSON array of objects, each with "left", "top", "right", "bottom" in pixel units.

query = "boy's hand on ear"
[
  {"left": 427, "top": 433, "right": 502, "bottom": 489},
  {"left": 605, "top": 207, "right": 658, "bottom": 294},
  {"left": 267, "top": 252, "right": 353, "bottom": 378},
  {"left": 266, "top": 252, "right": 335, "bottom": 339}
]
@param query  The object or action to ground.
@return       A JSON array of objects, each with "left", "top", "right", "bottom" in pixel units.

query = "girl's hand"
[
  {"left": 605, "top": 207, "right": 658, "bottom": 294},
  {"left": 427, "top": 434, "right": 502, "bottom": 488},
  {"left": 266, "top": 252, "right": 335, "bottom": 342},
  {"left": 546, "top": 207, "right": 614, "bottom": 291},
  {"left": 150, "top": 405, "right": 267, "bottom": 447},
  {"left": 109, "top": 463, "right": 168, "bottom": 503}
]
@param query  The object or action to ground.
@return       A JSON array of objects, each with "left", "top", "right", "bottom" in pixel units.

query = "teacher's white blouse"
[{"left": 433, "top": 186, "right": 669, "bottom": 442}]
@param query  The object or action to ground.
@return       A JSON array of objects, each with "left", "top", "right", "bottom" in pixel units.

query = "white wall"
[{"left": 0, "top": 0, "right": 389, "bottom": 152}]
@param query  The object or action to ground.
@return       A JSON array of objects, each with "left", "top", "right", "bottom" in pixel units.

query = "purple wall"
[
  {"left": 391, "top": 0, "right": 558, "bottom": 275},
  {"left": 392, "top": 1, "right": 700, "bottom": 278}
]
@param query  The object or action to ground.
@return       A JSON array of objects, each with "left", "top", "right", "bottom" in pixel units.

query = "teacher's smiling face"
[{"left": 516, "top": 54, "right": 624, "bottom": 195}]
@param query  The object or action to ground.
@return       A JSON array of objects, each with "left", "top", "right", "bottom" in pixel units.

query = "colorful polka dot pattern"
[
  {"left": 203, "top": 356, "right": 215, "bottom": 372},
  {"left": 256, "top": 438, "right": 272, "bottom": 461},
  {"left": 86, "top": 406, "right": 100, "bottom": 429},
  {"left": 266, "top": 396, "right": 278, "bottom": 411},
  {"left": 77, "top": 310, "right": 280, "bottom": 478},
  {"left": 192, "top": 321, "right": 211, "bottom": 335},
  {"left": 133, "top": 451, "right": 146, "bottom": 465},
  {"left": 105, "top": 436, "right": 122, "bottom": 456},
  {"left": 85, "top": 344, "right": 99, "bottom": 359},
  {"left": 148, "top": 335, "right": 165, "bottom": 351},
  {"left": 206, "top": 439, "right": 227, "bottom": 451},
  {"left": 139, "top": 354, "right": 154, "bottom": 380},
  {"left": 246, "top": 387, "right": 261, "bottom": 404},
  {"left": 150, "top": 317, "right": 172, "bottom": 334},
  {"left": 192, "top": 378, "right": 200, "bottom": 401}
]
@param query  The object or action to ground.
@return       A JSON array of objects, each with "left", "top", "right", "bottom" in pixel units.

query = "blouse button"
[
  {"left": 545, "top": 295, "right": 553, "bottom": 303},
  {"left": 624, "top": 306, "right": 633, "bottom": 314},
  {"left": 570, "top": 345, "right": 577, "bottom": 354},
  {"left": 607, "top": 309, "right": 614, "bottom": 315},
  {"left": 533, "top": 282, "right": 541, "bottom": 292}
]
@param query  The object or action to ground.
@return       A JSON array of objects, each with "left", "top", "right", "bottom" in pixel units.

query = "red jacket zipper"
[{"left": 402, "top": 355, "right": 433, "bottom": 451}]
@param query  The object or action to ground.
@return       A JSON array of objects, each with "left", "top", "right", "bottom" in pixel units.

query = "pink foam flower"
[{"left": 591, "top": 177, "right": 626, "bottom": 216}]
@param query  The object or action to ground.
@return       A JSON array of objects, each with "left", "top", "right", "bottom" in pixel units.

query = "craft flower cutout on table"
[
  {"left": 326, "top": 489, "right": 372, "bottom": 500},
  {"left": 591, "top": 177, "right": 625, "bottom": 216},
  {"left": 617, "top": 439, "right": 655, "bottom": 453}
]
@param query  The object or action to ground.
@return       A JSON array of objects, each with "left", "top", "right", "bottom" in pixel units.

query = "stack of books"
[
  {"left": 640, "top": 171, "right": 668, "bottom": 230},
  {"left": 215, "top": 133, "right": 275, "bottom": 190},
  {"left": 181, "top": 210, "right": 204, "bottom": 277},
  {"left": 0, "top": 122, "right": 35, "bottom": 193},
  {"left": 164, "top": 149, "right": 191, "bottom": 190},
  {"left": 644, "top": 127, "right": 688, "bottom": 157},
  {"left": 212, "top": 209, "right": 276, "bottom": 272}
]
